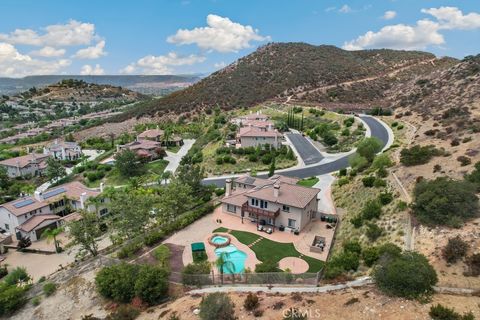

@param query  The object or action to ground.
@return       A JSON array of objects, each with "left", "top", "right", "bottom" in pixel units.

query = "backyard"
[{"left": 214, "top": 227, "right": 324, "bottom": 273}]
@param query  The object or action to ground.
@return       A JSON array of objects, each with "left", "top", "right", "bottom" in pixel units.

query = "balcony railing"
[{"left": 241, "top": 201, "right": 280, "bottom": 218}]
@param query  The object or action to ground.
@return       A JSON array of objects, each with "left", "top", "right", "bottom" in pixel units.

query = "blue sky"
[{"left": 0, "top": 0, "right": 479, "bottom": 77}]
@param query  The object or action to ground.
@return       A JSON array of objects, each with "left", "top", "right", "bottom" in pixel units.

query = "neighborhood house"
[
  {"left": 232, "top": 112, "right": 283, "bottom": 149},
  {"left": 117, "top": 139, "right": 165, "bottom": 161},
  {"left": 0, "top": 181, "right": 108, "bottom": 242},
  {"left": 137, "top": 128, "right": 184, "bottom": 147},
  {"left": 221, "top": 174, "right": 320, "bottom": 232},
  {"left": 43, "top": 140, "right": 82, "bottom": 161},
  {"left": 0, "top": 153, "right": 50, "bottom": 178}
]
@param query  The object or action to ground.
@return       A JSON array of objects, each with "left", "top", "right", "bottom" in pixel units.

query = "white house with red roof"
[{"left": 0, "top": 153, "right": 50, "bottom": 178}]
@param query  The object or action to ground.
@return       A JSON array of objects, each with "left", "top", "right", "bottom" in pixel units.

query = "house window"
[
  {"left": 288, "top": 219, "right": 296, "bottom": 228},
  {"left": 255, "top": 199, "right": 259, "bottom": 206},
  {"left": 227, "top": 204, "right": 236, "bottom": 213},
  {"left": 4, "top": 224, "right": 9, "bottom": 231},
  {"left": 99, "top": 208, "right": 108, "bottom": 216},
  {"left": 251, "top": 198, "right": 255, "bottom": 205},
  {"left": 282, "top": 205, "right": 290, "bottom": 212}
]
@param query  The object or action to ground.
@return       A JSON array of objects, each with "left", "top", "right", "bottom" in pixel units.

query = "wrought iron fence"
[{"left": 175, "top": 271, "right": 321, "bottom": 287}]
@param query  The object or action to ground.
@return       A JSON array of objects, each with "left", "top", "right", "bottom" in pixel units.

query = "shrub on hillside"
[
  {"left": 357, "top": 137, "right": 383, "bottom": 162},
  {"left": 373, "top": 252, "right": 437, "bottom": 299},
  {"left": 400, "top": 145, "right": 442, "bottom": 166},
  {"left": 348, "top": 154, "right": 369, "bottom": 171},
  {"left": 457, "top": 156, "right": 472, "bottom": 166},
  {"left": 199, "top": 292, "right": 236, "bottom": 320},
  {"left": 143, "top": 230, "right": 165, "bottom": 246},
  {"left": 133, "top": 265, "right": 169, "bottom": 305},
  {"left": 152, "top": 245, "right": 170, "bottom": 269},
  {"left": 42, "top": 282, "right": 57, "bottom": 297},
  {"left": 362, "top": 176, "right": 375, "bottom": 187},
  {"left": 243, "top": 292, "right": 259, "bottom": 311},
  {"left": 255, "top": 260, "right": 281, "bottom": 273},
  {"left": 182, "top": 261, "right": 212, "bottom": 286},
  {"left": 361, "top": 200, "right": 382, "bottom": 220},
  {"left": 465, "top": 253, "right": 480, "bottom": 277},
  {"left": 3, "top": 267, "right": 30, "bottom": 286},
  {"left": 105, "top": 305, "right": 140, "bottom": 320},
  {"left": 429, "top": 304, "right": 475, "bottom": 320},
  {"left": 366, "top": 223, "right": 383, "bottom": 241},
  {"left": 442, "top": 236, "right": 468, "bottom": 264},
  {"left": 362, "top": 247, "right": 380, "bottom": 267},
  {"left": 0, "top": 284, "right": 29, "bottom": 316},
  {"left": 343, "top": 240, "right": 362, "bottom": 255},
  {"left": 378, "top": 192, "right": 393, "bottom": 205},
  {"left": 412, "top": 177, "right": 479, "bottom": 227},
  {"left": 373, "top": 178, "right": 387, "bottom": 188}
]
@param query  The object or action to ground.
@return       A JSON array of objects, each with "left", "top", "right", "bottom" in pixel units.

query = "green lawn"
[
  {"left": 297, "top": 177, "right": 319, "bottom": 187},
  {"left": 213, "top": 228, "right": 323, "bottom": 272},
  {"left": 167, "top": 145, "right": 181, "bottom": 153},
  {"left": 100, "top": 159, "right": 169, "bottom": 187}
]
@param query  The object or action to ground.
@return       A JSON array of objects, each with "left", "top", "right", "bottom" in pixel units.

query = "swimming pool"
[
  {"left": 215, "top": 244, "right": 247, "bottom": 274},
  {"left": 211, "top": 235, "right": 229, "bottom": 245}
]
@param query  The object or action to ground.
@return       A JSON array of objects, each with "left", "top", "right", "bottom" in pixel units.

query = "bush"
[
  {"left": 243, "top": 292, "right": 259, "bottom": 311},
  {"left": 400, "top": 145, "right": 442, "bottom": 166},
  {"left": 378, "top": 192, "right": 393, "bottom": 205},
  {"left": 442, "top": 236, "right": 468, "bottom": 264},
  {"left": 377, "top": 243, "right": 402, "bottom": 259},
  {"left": 32, "top": 296, "right": 41, "bottom": 306},
  {"left": 214, "top": 188, "right": 225, "bottom": 196},
  {"left": 261, "top": 153, "right": 273, "bottom": 165},
  {"left": 3, "top": 267, "right": 30, "bottom": 286},
  {"left": 362, "top": 247, "right": 380, "bottom": 267},
  {"left": 349, "top": 154, "right": 369, "bottom": 171},
  {"left": 366, "top": 223, "right": 383, "bottom": 241},
  {"left": 338, "top": 168, "right": 347, "bottom": 176},
  {"left": 143, "top": 230, "right": 165, "bottom": 246},
  {"left": 362, "top": 176, "right": 376, "bottom": 187},
  {"left": 0, "top": 285, "right": 28, "bottom": 316},
  {"left": 329, "top": 251, "right": 360, "bottom": 272},
  {"left": 429, "top": 304, "right": 474, "bottom": 320},
  {"left": 42, "top": 282, "right": 57, "bottom": 296},
  {"left": 152, "top": 245, "right": 170, "bottom": 268},
  {"left": 0, "top": 266, "right": 8, "bottom": 279},
  {"left": 255, "top": 260, "right": 281, "bottom": 273},
  {"left": 106, "top": 305, "right": 140, "bottom": 320},
  {"left": 357, "top": 137, "right": 382, "bottom": 162},
  {"left": 412, "top": 177, "right": 479, "bottom": 227},
  {"left": 457, "top": 156, "right": 472, "bottom": 166},
  {"left": 373, "top": 252, "right": 437, "bottom": 299},
  {"left": 350, "top": 215, "right": 363, "bottom": 228},
  {"left": 373, "top": 178, "right": 387, "bottom": 188},
  {"left": 182, "top": 261, "right": 211, "bottom": 286},
  {"left": 343, "top": 240, "right": 362, "bottom": 255},
  {"left": 361, "top": 200, "right": 382, "bottom": 220},
  {"left": 134, "top": 265, "right": 169, "bottom": 305},
  {"left": 199, "top": 292, "right": 236, "bottom": 320},
  {"left": 465, "top": 253, "right": 480, "bottom": 276},
  {"left": 117, "top": 239, "right": 144, "bottom": 259},
  {"left": 338, "top": 177, "right": 349, "bottom": 186}
]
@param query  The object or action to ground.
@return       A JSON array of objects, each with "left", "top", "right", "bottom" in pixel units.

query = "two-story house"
[
  {"left": 220, "top": 174, "right": 320, "bottom": 232},
  {"left": 0, "top": 153, "right": 50, "bottom": 178},
  {"left": 0, "top": 181, "right": 108, "bottom": 241},
  {"left": 43, "top": 140, "right": 82, "bottom": 161}
]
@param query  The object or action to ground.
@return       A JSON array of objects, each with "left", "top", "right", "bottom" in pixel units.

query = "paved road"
[
  {"left": 202, "top": 116, "right": 389, "bottom": 187},
  {"left": 285, "top": 133, "right": 323, "bottom": 165}
]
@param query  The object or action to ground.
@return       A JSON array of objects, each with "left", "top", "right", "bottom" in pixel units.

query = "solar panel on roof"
[
  {"left": 43, "top": 187, "right": 66, "bottom": 199},
  {"left": 13, "top": 198, "right": 35, "bottom": 208}
]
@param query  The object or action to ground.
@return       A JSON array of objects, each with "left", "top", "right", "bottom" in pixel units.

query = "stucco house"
[
  {"left": 0, "top": 153, "right": 50, "bottom": 178},
  {"left": 0, "top": 181, "right": 108, "bottom": 242},
  {"left": 43, "top": 140, "right": 82, "bottom": 161},
  {"left": 220, "top": 174, "right": 320, "bottom": 232},
  {"left": 117, "top": 139, "right": 165, "bottom": 161},
  {"left": 137, "top": 128, "right": 184, "bottom": 147},
  {"left": 236, "top": 126, "right": 283, "bottom": 148}
]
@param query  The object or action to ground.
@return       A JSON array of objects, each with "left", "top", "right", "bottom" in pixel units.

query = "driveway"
[
  {"left": 285, "top": 133, "right": 323, "bottom": 165},
  {"left": 164, "top": 139, "right": 195, "bottom": 174},
  {"left": 202, "top": 115, "right": 391, "bottom": 187}
]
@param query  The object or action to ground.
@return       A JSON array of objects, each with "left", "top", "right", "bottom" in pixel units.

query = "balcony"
[{"left": 241, "top": 201, "right": 280, "bottom": 219}]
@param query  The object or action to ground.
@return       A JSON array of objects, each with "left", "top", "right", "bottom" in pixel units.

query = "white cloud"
[
  {"left": 421, "top": 6, "right": 480, "bottom": 30},
  {"left": 121, "top": 52, "right": 206, "bottom": 74},
  {"left": 343, "top": 6, "right": 480, "bottom": 51},
  {"left": 30, "top": 46, "right": 66, "bottom": 57},
  {"left": 339, "top": 5, "right": 352, "bottom": 14},
  {"left": 0, "top": 42, "right": 71, "bottom": 77},
  {"left": 0, "top": 20, "right": 97, "bottom": 47},
  {"left": 73, "top": 40, "right": 106, "bottom": 59},
  {"left": 325, "top": 6, "right": 336, "bottom": 13},
  {"left": 382, "top": 10, "right": 397, "bottom": 20},
  {"left": 80, "top": 64, "right": 105, "bottom": 75},
  {"left": 214, "top": 61, "right": 227, "bottom": 69},
  {"left": 167, "top": 14, "right": 270, "bottom": 53}
]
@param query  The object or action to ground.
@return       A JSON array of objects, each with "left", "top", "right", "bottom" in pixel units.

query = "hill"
[
  {"left": 119, "top": 43, "right": 459, "bottom": 119},
  {"left": 0, "top": 74, "right": 201, "bottom": 96}
]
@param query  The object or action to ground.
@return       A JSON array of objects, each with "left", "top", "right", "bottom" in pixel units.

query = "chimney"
[
  {"left": 55, "top": 138, "right": 58, "bottom": 145},
  {"left": 100, "top": 182, "right": 105, "bottom": 193},
  {"left": 34, "top": 190, "right": 43, "bottom": 201},
  {"left": 26, "top": 146, "right": 30, "bottom": 153},
  {"left": 225, "top": 178, "right": 232, "bottom": 197},
  {"left": 273, "top": 183, "right": 280, "bottom": 198},
  {"left": 80, "top": 192, "right": 88, "bottom": 209}
]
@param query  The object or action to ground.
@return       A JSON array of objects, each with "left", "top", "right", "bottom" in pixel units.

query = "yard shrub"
[
  {"left": 349, "top": 154, "right": 369, "bottom": 171},
  {"left": 373, "top": 178, "right": 387, "bottom": 188},
  {"left": 373, "top": 252, "right": 437, "bottom": 299},
  {"left": 361, "top": 200, "right": 382, "bottom": 220},
  {"left": 214, "top": 188, "right": 225, "bottom": 196},
  {"left": 365, "top": 223, "right": 383, "bottom": 241},
  {"left": 0, "top": 284, "right": 29, "bottom": 316},
  {"left": 32, "top": 296, "right": 41, "bottom": 306},
  {"left": 200, "top": 292, "right": 236, "bottom": 320},
  {"left": 362, "top": 176, "right": 375, "bottom": 187},
  {"left": 143, "top": 230, "right": 165, "bottom": 246},
  {"left": 152, "top": 245, "right": 170, "bottom": 269},
  {"left": 429, "top": 304, "right": 474, "bottom": 320},
  {"left": 412, "top": 177, "right": 479, "bottom": 227},
  {"left": 117, "top": 238, "right": 144, "bottom": 259},
  {"left": 3, "top": 267, "right": 30, "bottom": 286},
  {"left": 42, "top": 282, "right": 57, "bottom": 296},
  {"left": 338, "top": 177, "right": 349, "bottom": 186},
  {"left": 457, "top": 156, "right": 472, "bottom": 166},
  {"left": 338, "top": 168, "right": 347, "bottom": 176},
  {"left": 0, "top": 266, "right": 8, "bottom": 279},
  {"left": 357, "top": 137, "right": 382, "bottom": 162},
  {"left": 377, "top": 243, "right": 402, "bottom": 259},
  {"left": 327, "top": 251, "right": 360, "bottom": 276},
  {"left": 255, "top": 259, "right": 281, "bottom": 273},
  {"left": 350, "top": 215, "right": 363, "bottom": 228},
  {"left": 134, "top": 265, "right": 169, "bottom": 305},
  {"left": 343, "top": 240, "right": 362, "bottom": 255},
  {"left": 106, "top": 305, "right": 140, "bottom": 320},
  {"left": 362, "top": 246, "right": 380, "bottom": 267},
  {"left": 193, "top": 250, "right": 208, "bottom": 263},
  {"left": 465, "top": 253, "right": 480, "bottom": 276},
  {"left": 442, "top": 236, "right": 468, "bottom": 263},
  {"left": 378, "top": 192, "right": 393, "bottom": 205},
  {"left": 244, "top": 292, "right": 259, "bottom": 311}
]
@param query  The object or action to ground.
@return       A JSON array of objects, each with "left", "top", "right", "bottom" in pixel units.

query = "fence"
[{"left": 175, "top": 271, "right": 321, "bottom": 287}]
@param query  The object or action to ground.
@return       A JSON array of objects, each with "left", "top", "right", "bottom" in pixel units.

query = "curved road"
[{"left": 202, "top": 116, "right": 390, "bottom": 187}]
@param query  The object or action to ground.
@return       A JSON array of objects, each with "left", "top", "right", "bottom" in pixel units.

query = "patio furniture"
[
  {"left": 293, "top": 230, "right": 299, "bottom": 235},
  {"left": 257, "top": 225, "right": 264, "bottom": 232},
  {"left": 265, "top": 227, "right": 273, "bottom": 234},
  {"left": 279, "top": 225, "right": 285, "bottom": 232}
]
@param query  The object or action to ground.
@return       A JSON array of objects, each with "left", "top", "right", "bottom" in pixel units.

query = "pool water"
[
  {"left": 211, "top": 235, "right": 229, "bottom": 245},
  {"left": 215, "top": 244, "right": 247, "bottom": 274}
]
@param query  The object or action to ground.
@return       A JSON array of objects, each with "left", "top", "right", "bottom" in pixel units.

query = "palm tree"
[
  {"left": 163, "top": 127, "right": 172, "bottom": 147},
  {"left": 160, "top": 170, "right": 172, "bottom": 185},
  {"left": 215, "top": 252, "right": 236, "bottom": 285},
  {"left": 41, "top": 227, "right": 63, "bottom": 253}
]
